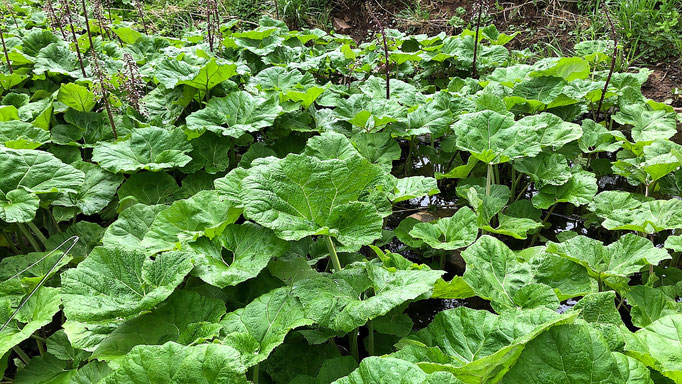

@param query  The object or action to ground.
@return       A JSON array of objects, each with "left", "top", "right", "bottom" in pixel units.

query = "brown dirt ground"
[{"left": 330, "top": 0, "right": 682, "bottom": 107}]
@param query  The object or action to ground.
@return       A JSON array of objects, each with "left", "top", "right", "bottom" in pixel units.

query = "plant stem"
[
  {"left": 2, "top": 231, "right": 20, "bottom": 254},
  {"left": 80, "top": 0, "right": 95, "bottom": 52},
  {"left": 367, "top": 320, "right": 375, "bottom": 356},
  {"left": 0, "top": 29, "right": 12, "bottom": 73},
  {"left": 595, "top": 4, "right": 617, "bottom": 119},
  {"left": 206, "top": 3, "right": 213, "bottom": 52},
  {"left": 252, "top": 364, "right": 259, "bottom": 384},
  {"left": 64, "top": 0, "right": 87, "bottom": 77},
  {"left": 12, "top": 346, "right": 29, "bottom": 365},
  {"left": 16, "top": 223, "right": 41, "bottom": 252},
  {"left": 514, "top": 182, "right": 530, "bottom": 202},
  {"left": 102, "top": 89, "right": 118, "bottom": 140},
  {"left": 36, "top": 337, "right": 45, "bottom": 356},
  {"left": 26, "top": 222, "right": 48, "bottom": 249},
  {"left": 367, "top": 3, "right": 389, "bottom": 99},
  {"left": 324, "top": 236, "right": 342, "bottom": 272},
  {"left": 349, "top": 329, "right": 359, "bottom": 362},
  {"left": 485, "top": 163, "right": 493, "bottom": 196},
  {"left": 471, "top": 0, "right": 483, "bottom": 78}
]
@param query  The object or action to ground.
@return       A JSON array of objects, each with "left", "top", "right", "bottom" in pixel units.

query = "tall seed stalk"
[
  {"left": 368, "top": 4, "right": 390, "bottom": 99},
  {"left": 205, "top": 0, "right": 219, "bottom": 52},
  {"left": 44, "top": 0, "right": 67, "bottom": 40},
  {"left": 595, "top": 4, "right": 618, "bottom": 119},
  {"left": 61, "top": 0, "right": 86, "bottom": 77},
  {"left": 471, "top": 0, "right": 484, "bottom": 78},
  {"left": 121, "top": 52, "right": 148, "bottom": 118},
  {"left": 90, "top": 49, "right": 117, "bottom": 139},
  {"left": 79, "top": 0, "right": 95, "bottom": 51},
  {"left": 2, "top": 0, "right": 20, "bottom": 32},
  {"left": 134, "top": 0, "right": 148, "bottom": 34},
  {"left": 0, "top": 27, "right": 11, "bottom": 73}
]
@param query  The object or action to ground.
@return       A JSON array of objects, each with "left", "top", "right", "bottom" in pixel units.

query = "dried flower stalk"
[
  {"left": 90, "top": 49, "right": 117, "bottom": 139},
  {"left": 134, "top": 0, "right": 148, "bottom": 34},
  {"left": 44, "top": 0, "right": 67, "bottom": 39},
  {"left": 471, "top": 0, "right": 485, "bottom": 78},
  {"left": 596, "top": 5, "right": 618, "bottom": 119},
  {"left": 205, "top": 0, "right": 220, "bottom": 52},
  {"left": 60, "top": 0, "right": 86, "bottom": 77},
  {"left": 121, "top": 52, "right": 148, "bottom": 118},
  {"left": 367, "top": 3, "right": 390, "bottom": 99},
  {"left": 1, "top": 28, "right": 11, "bottom": 73}
]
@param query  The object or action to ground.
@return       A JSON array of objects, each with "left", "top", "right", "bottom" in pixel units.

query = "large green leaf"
[
  {"left": 625, "top": 285, "right": 681, "bottom": 328},
  {"left": 613, "top": 104, "right": 677, "bottom": 142},
  {"left": 92, "top": 290, "right": 225, "bottom": 364},
  {"left": 221, "top": 286, "right": 314, "bottom": 368},
  {"left": 0, "top": 121, "right": 50, "bottom": 149},
  {"left": 102, "top": 204, "right": 166, "bottom": 248},
  {"left": 502, "top": 324, "right": 623, "bottom": 384},
  {"left": 512, "top": 152, "right": 571, "bottom": 187},
  {"left": 57, "top": 83, "right": 97, "bottom": 112},
  {"left": 623, "top": 314, "right": 682, "bottom": 382},
  {"left": 61, "top": 247, "right": 193, "bottom": 322},
  {"left": 241, "top": 153, "right": 388, "bottom": 251},
  {"left": 393, "top": 306, "right": 575, "bottom": 384},
  {"left": 590, "top": 192, "right": 682, "bottom": 233},
  {"left": 453, "top": 110, "right": 537, "bottom": 164},
  {"left": 190, "top": 222, "right": 289, "bottom": 288},
  {"left": 0, "top": 147, "right": 85, "bottom": 222},
  {"left": 52, "top": 161, "right": 124, "bottom": 216},
  {"left": 0, "top": 288, "right": 61, "bottom": 357},
  {"left": 408, "top": 207, "right": 478, "bottom": 250},
  {"left": 461, "top": 236, "right": 563, "bottom": 311},
  {"left": 531, "top": 168, "right": 597, "bottom": 209},
  {"left": 103, "top": 342, "right": 247, "bottom": 384},
  {"left": 140, "top": 190, "right": 242, "bottom": 254},
  {"left": 92, "top": 127, "right": 192, "bottom": 173},
  {"left": 546, "top": 234, "right": 670, "bottom": 287},
  {"left": 292, "top": 262, "right": 444, "bottom": 332},
  {"left": 333, "top": 357, "right": 462, "bottom": 384},
  {"left": 186, "top": 91, "right": 282, "bottom": 138}
]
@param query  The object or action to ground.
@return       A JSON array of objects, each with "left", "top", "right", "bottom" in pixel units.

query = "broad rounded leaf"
[
  {"left": 103, "top": 342, "right": 247, "bottom": 384},
  {"left": 61, "top": 247, "right": 193, "bottom": 322},
  {"left": 92, "top": 127, "right": 192, "bottom": 173}
]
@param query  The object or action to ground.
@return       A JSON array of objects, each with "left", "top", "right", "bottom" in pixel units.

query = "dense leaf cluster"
[{"left": 1, "top": 2, "right": 681, "bottom": 383}]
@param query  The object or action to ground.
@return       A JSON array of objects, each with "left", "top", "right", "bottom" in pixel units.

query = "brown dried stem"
[
  {"left": 90, "top": 50, "right": 117, "bottom": 139},
  {"left": 472, "top": 0, "right": 483, "bottom": 78},
  {"left": 0, "top": 29, "right": 11, "bottom": 73},
  {"left": 62, "top": 0, "right": 86, "bottom": 77},
  {"left": 595, "top": 4, "right": 618, "bottom": 119},
  {"left": 368, "top": 4, "right": 390, "bottom": 99}
]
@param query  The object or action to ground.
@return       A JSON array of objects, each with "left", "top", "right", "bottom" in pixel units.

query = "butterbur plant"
[
  {"left": 121, "top": 52, "right": 148, "bottom": 118},
  {"left": 91, "top": 50, "right": 118, "bottom": 139},
  {"left": 2, "top": 5, "right": 682, "bottom": 384}
]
